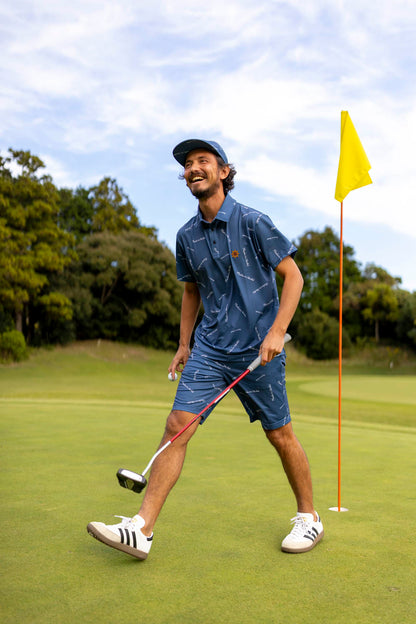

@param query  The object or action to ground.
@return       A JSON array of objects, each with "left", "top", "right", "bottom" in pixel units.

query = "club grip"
[{"left": 247, "top": 333, "right": 292, "bottom": 372}]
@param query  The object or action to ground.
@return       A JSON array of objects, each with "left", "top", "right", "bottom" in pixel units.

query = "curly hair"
[{"left": 216, "top": 156, "right": 237, "bottom": 195}]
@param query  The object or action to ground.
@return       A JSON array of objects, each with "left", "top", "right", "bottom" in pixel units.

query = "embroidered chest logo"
[{"left": 231, "top": 250, "right": 239, "bottom": 258}]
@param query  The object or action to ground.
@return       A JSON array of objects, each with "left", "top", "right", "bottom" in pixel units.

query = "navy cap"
[{"left": 173, "top": 139, "right": 228, "bottom": 166}]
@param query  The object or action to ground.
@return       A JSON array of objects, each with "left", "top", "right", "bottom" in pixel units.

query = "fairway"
[{"left": 1, "top": 342, "right": 415, "bottom": 624}]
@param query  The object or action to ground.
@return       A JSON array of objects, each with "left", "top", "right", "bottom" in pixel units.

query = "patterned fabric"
[
  {"left": 176, "top": 194, "right": 297, "bottom": 355},
  {"left": 173, "top": 346, "right": 291, "bottom": 429}
]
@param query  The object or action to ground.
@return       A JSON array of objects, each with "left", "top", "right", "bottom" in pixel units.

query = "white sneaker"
[
  {"left": 281, "top": 512, "right": 324, "bottom": 553},
  {"left": 87, "top": 515, "right": 153, "bottom": 560}
]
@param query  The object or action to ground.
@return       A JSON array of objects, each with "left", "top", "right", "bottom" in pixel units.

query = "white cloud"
[
  {"left": 1, "top": 0, "right": 415, "bottom": 288},
  {"left": 40, "top": 153, "right": 75, "bottom": 188}
]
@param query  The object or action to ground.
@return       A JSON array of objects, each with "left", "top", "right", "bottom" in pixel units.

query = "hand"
[
  {"left": 259, "top": 330, "right": 286, "bottom": 366},
  {"left": 168, "top": 345, "right": 191, "bottom": 378}
]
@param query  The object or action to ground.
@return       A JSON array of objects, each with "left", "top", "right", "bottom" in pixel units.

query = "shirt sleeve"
[{"left": 253, "top": 213, "right": 297, "bottom": 269}]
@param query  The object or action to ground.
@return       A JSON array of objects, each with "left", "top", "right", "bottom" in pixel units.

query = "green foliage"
[
  {"left": 58, "top": 186, "right": 94, "bottom": 242},
  {"left": 69, "top": 230, "right": 183, "bottom": 348},
  {"left": 0, "top": 329, "right": 27, "bottom": 362},
  {"left": 37, "top": 291, "right": 73, "bottom": 321},
  {"left": 0, "top": 149, "right": 76, "bottom": 339},
  {"left": 297, "top": 308, "right": 351, "bottom": 360},
  {"left": 89, "top": 177, "right": 156, "bottom": 237},
  {"left": 291, "top": 228, "right": 414, "bottom": 356},
  {"left": 0, "top": 305, "right": 14, "bottom": 334},
  {"left": 295, "top": 227, "right": 362, "bottom": 315},
  {"left": 395, "top": 290, "right": 416, "bottom": 347},
  {"left": 2, "top": 145, "right": 414, "bottom": 358},
  {"left": 362, "top": 262, "right": 402, "bottom": 287},
  {"left": 362, "top": 283, "right": 399, "bottom": 341}
]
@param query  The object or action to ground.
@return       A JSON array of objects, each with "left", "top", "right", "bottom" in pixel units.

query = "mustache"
[{"left": 188, "top": 173, "right": 206, "bottom": 182}]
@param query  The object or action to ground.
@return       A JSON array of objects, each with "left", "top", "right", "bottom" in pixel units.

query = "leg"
[
  {"left": 138, "top": 410, "right": 200, "bottom": 535},
  {"left": 264, "top": 422, "right": 315, "bottom": 518},
  {"left": 86, "top": 410, "right": 201, "bottom": 559}
]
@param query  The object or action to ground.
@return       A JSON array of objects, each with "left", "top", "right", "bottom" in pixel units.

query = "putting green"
[
  {"left": 1, "top": 343, "right": 415, "bottom": 624},
  {"left": 298, "top": 375, "right": 416, "bottom": 406}
]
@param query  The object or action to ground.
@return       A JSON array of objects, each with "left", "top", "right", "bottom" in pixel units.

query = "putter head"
[{"left": 117, "top": 468, "right": 147, "bottom": 493}]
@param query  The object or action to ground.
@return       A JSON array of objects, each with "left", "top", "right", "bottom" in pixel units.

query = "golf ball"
[{"left": 168, "top": 371, "right": 178, "bottom": 382}]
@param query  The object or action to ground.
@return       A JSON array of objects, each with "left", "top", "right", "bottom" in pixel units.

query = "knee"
[
  {"left": 165, "top": 410, "right": 198, "bottom": 439},
  {"left": 265, "top": 422, "right": 295, "bottom": 452}
]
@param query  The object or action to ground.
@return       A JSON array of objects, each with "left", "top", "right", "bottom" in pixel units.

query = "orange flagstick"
[
  {"left": 331, "top": 111, "right": 372, "bottom": 513},
  {"left": 337, "top": 201, "right": 345, "bottom": 512},
  {"left": 329, "top": 199, "right": 348, "bottom": 512},
  {"left": 338, "top": 202, "right": 344, "bottom": 511}
]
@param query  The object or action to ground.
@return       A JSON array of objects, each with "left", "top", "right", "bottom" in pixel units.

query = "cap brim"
[{"left": 173, "top": 139, "right": 226, "bottom": 166}]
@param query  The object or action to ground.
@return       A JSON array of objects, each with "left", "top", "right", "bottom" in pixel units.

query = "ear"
[{"left": 219, "top": 165, "right": 230, "bottom": 180}]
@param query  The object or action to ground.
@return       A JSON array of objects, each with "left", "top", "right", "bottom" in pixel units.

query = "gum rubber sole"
[
  {"left": 87, "top": 522, "right": 149, "bottom": 560},
  {"left": 281, "top": 530, "right": 324, "bottom": 553}
]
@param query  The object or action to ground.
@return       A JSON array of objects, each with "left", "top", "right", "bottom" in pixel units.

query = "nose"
[
  {"left": 185, "top": 163, "right": 202, "bottom": 182},
  {"left": 189, "top": 161, "right": 200, "bottom": 174}
]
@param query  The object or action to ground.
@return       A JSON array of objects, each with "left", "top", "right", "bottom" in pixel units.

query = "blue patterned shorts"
[{"left": 172, "top": 346, "right": 291, "bottom": 430}]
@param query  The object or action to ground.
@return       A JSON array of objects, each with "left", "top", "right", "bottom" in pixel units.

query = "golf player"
[{"left": 87, "top": 139, "right": 324, "bottom": 559}]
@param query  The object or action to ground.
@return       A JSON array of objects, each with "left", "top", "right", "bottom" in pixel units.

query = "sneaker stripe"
[
  {"left": 118, "top": 528, "right": 124, "bottom": 543},
  {"left": 304, "top": 528, "right": 319, "bottom": 542},
  {"left": 132, "top": 531, "right": 137, "bottom": 549}
]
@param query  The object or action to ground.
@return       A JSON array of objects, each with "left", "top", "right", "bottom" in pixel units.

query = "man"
[{"left": 87, "top": 139, "right": 324, "bottom": 559}]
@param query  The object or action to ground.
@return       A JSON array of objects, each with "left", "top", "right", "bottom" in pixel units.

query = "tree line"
[{"left": 1, "top": 148, "right": 415, "bottom": 361}]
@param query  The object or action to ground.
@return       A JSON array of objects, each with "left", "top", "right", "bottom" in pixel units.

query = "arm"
[
  {"left": 259, "top": 255, "right": 304, "bottom": 365},
  {"left": 168, "top": 281, "right": 201, "bottom": 376}
]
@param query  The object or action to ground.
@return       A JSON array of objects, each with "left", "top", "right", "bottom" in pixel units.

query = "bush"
[
  {"left": 0, "top": 330, "right": 28, "bottom": 363},
  {"left": 297, "top": 309, "right": 351, "bottom": 360}
]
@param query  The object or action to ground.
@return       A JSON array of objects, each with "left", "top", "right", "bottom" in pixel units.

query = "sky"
[{"left": 1, "top": 0, "right": 415, "bottom": 291}]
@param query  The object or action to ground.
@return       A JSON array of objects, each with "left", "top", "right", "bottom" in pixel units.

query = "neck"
[{"left": 198, "top": 191, "right": 226, "bottom": 222}]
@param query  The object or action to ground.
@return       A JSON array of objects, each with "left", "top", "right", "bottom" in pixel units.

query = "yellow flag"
[{"left": 335, "top": 111, "right": 372, "bottom": 202}]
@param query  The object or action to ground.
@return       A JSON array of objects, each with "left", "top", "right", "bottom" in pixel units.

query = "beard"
[
  {"left": 188, "top": 178, "right": 222, "bottom": 200},
  {"left": 190, "top": 186, "right": 210, "bottom": 199}
]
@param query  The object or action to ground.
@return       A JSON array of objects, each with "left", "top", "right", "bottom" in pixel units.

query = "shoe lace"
[
  {"left": 114, "top": 515, "right": 133, "bottom": 528},
  {"left": 289, "top": 515, "right": 309, "bottom": 538}
]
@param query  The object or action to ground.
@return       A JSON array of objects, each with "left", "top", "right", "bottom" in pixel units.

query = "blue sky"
[{"left": 1, "top": 0, "right": 415, "bottom": 291}]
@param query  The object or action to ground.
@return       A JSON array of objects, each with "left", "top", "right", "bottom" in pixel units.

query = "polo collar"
[{"left": 197, "top": 194, "right": 235, "bottom": 225}]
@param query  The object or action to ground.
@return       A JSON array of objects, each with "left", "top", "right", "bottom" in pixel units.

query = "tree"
[
  {"left": 70, "top": 230, "right": 183, "bottom": 348},
  {"left": 0, "top": 149, "right": 75, "bottom": 340},
  {"left": 342, "top": 263, "right": 402, "bottom": 343},
  {"left": 395, "top": 290, "right": 416, "bottom": 348},
  {"left": 297, "top": 308, "right": 351, "bottom": 360},
  {"left": 294, "top": 227, "right": 362, "bottom": 316},
  {"left": 362, "top": 283, "right": 399, "bottom": 342},
  {"left": 57, "top": 178, "right": 157, "bottom": 242},
  {"left": 89, "top": 177, "right": 156, "bottom": 237},
  {"left": 342, "top": 280, "right": 371, "bottom": 342},
  {"left": 58, "top": 186, "right": 94, "bottom": 242},
  {"left": 362, "top": 263, "right": 401, "bottom": 287}
]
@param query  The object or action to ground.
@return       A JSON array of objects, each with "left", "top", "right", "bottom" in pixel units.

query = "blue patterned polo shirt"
[{"left": 175, "top": 194, "right": 297, "bottom": 356}]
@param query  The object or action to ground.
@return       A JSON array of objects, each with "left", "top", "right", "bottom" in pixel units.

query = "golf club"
[{"left": 117, "top": 333, "right": 292, "bottom": 493}]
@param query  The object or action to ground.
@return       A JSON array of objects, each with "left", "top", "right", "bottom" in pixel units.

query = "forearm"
[
  {"left": 179, "top": 283, "right": 201, "bottom": 348},
  {"left": 260, "top": 256, "right": 303, "bottom": 362},
  {"left": 270, "top": 264, "right": 303, "bottom": 336},
  {"left": 169, "top": 283, "right": 201, "bottom": 376}
]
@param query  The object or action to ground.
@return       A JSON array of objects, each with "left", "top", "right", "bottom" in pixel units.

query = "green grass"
[{"left": 1, "top": 341, "right": 415, "bottom": 623}]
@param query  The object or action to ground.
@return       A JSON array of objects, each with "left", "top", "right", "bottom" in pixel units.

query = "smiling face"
[{"left": 183, "top": 149, "right": 229, "bottom": 200}]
